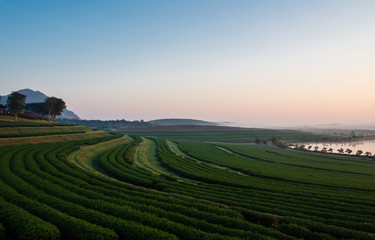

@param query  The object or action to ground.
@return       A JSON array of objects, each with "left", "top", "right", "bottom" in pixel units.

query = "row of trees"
[
  {"left": 5, "top": 92, "right": 66, "bottom": 122},
  {"left": 254, "top": 137, "right": 289, "bottom": 148},
  {"left": 292, "top": 144, "right": 372, "bottom": 157}
]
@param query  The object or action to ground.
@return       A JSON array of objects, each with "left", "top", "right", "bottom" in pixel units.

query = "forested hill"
[{"left": 1, "top": 88, "right": 80, "bottom": 120}]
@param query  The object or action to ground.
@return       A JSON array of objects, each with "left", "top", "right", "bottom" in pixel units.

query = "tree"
[
  {"left": 356, "top": 150, "right": 363, "bottom": 157},
  {"left": 255, "top": 138, "right": 261, "bottom": 144},
  {"left": 7, "top": 92, "right": 26, "bottom": 121},
  {"left": 321, "top": 147, "right": 327, "bottom": 153},
  {"left": 314, "top": 146, "right": 319, "bottom": 152},
  {"left": 53, "top": 98, "right": 66, "bottom": 121},
  {"left": 337, "top": 148, "right": 344, "bottom": 154},
  {"left": 24, "top": 102, "right": 48, "bottom": 116},
  {"left": 298, "top": 144, "right": 306, "bottom": 151},
  {"left": 45, "top": 97, "right": 57, "bottom": 121},
  {"left": 45, "top": 97, "right": 66, "bottom": 122},
  {"left": 345, "top": 148, "right": 352, "bottom": 155},
  {"left": 307, "top": 146, "right": 312, "bottom": 150},
  {"left": 328, "top": 148, "right": 333, "bottom": 153},
  {"left": 365, "top": 151, "right": 372, "bottom": 157}
]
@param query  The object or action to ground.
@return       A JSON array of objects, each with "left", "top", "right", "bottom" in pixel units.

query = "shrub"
[
  {"left": 0, "top": 197, "right": 60, "bottom": 240},
  {"left": 0, "top": 223, "right": 4, "bottom": 238},
  {"left": 279, "top": 222, "right": 310, "bottom": 238}
]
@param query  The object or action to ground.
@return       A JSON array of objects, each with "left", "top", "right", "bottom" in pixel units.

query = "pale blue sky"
[{"left": 1, "top": 0, "right": 375, "bottom": 126}]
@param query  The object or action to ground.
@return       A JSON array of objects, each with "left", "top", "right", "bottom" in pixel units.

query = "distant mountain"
[
  {"left": 149, "top": 118, "right": 217, "bottom": 126},
  {"left": 1, "top": 88, "right": 80, "bottom": 120}
]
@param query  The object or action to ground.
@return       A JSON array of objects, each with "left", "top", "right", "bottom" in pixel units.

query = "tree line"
[
  {"left": 56, "top": 119, "right": 152, "bottom": 129},
  {"left": 2, "top": 92, "right": 66, "bottom": 122}
]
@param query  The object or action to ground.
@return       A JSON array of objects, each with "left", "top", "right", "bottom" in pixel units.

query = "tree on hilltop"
[
  {"left": 45, "top": 97, "right": 66, "bottom": 122},
  {"left": 7, "top": 92, "right": 26, "bottom": 121}
]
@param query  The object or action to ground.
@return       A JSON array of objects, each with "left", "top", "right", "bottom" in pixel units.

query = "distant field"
[{"left": 118, "top": 126, "right": 335, "bottom": 143}]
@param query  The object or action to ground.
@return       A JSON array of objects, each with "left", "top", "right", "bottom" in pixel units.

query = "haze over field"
[{"left": 1, "top": 0, "right": 374, "bottom": 127}]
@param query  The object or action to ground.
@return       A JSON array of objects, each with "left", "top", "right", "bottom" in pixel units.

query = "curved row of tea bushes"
[
  {"left": 91, "top": 140, "right": 301, "bottom": 240},
  {"left": 161, "top": 183, "right": 375, "bottom": 240},
  {"left": 0, "top": 146, "right": 119, "bottom": 240},
  {"left": 98, "top": 137, "right": 371, "bottom": 239},
  {"left": 0, "top": 139, "right": 181, "bottom": 240},
  {"left": 42, "top": 148, "right": 243, "bottom": 222},
  {"left": 50, "top": 141, "right": 286, "bottom": 239},
  {"left": 173, "top": 141, "right": 375, "bottom": 226},
  {"left": 48, "top": 142, "right": 243, "bottom": 220},
  {"left": 177, "top": 140, "right": 375, "bottom": 191},
  {"left": 153, "top": 139, "right": 375, "bottom": 240},
  {"left": 0, "top": 137, "right": 292, "bottom": 240},
  {"left": 7, "top": 145, "right": 181, "bottom": 240},
  {"left": 2, "top": 134, "right": 374, "bottom": 240},
  {"left": 17, "top": 152, "right": 243, "bottom": 240},
  {"left": 0, "top": 195, "right": 60, "bottom": 240}
]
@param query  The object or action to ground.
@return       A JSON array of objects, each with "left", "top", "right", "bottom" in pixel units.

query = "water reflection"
[{"left": 300, "top": 139, "right": 375, "bottom": 155}]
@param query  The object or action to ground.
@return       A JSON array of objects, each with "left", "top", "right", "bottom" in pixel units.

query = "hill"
[
  {"left": 149, "top": 118, "right": 217, "bottom": 126},
  {"left": 1, "top": 88, "right": 80, "bottom": 120}
]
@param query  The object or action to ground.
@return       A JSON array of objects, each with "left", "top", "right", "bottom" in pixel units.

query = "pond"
[{"left": 298, "top": 139, "right": 375, "bottom": 155}]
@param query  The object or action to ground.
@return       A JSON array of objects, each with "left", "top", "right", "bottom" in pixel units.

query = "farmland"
[
  {"left": 118, "top": 126, "right": 337, "bottom": 143},
  {"left": 0, "top": 120, "right": 374, "bottom": 240}
]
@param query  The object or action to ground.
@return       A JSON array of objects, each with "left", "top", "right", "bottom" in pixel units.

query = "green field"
[
  {"left": 118, "top": 128, "right": 337, "bottom": 143},
  {"left": 176, "top": 140, "right": 375, "bottom": 190},
  {"left": 0, "top": 123, "right": 374, "bottom": 240}
]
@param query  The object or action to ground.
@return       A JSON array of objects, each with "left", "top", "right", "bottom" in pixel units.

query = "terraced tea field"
[
  {"left": 0, "top": 120, "right": 374, "bottom": 239},
  {"left": 118, "top": 127, "right": 336, "bottom": 143}
]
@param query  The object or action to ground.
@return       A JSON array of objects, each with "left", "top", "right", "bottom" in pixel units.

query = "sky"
[{"left": 1, "top": 0, "right": 375, "bottom": 127}]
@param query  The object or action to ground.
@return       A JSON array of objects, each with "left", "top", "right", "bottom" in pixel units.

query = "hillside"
[
  {"left": 149, "top": 118, "right": 217, "bottom": 126},
  {"left": 1, "top": 88, "right": 80, "bottom": 120},
  {"left": 0, "top": 115, "right": 110, "bottom": 145}
]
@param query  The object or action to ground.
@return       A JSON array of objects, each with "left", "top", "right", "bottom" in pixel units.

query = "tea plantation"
[{"left": 0, "top": 119, "right": 374, "bottom": 239}]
